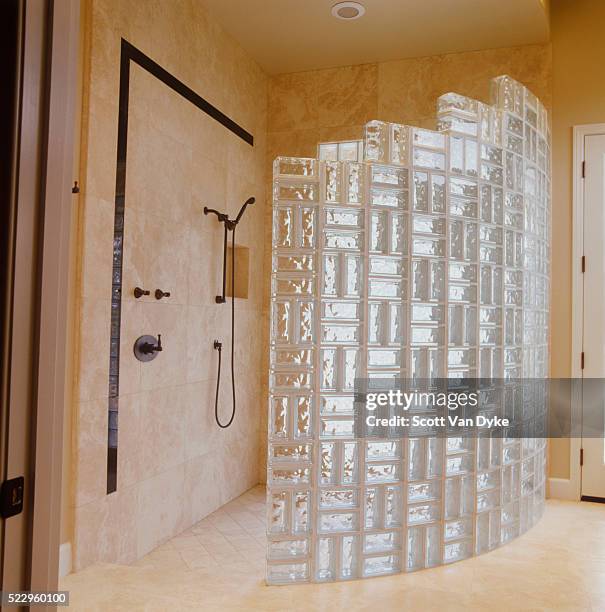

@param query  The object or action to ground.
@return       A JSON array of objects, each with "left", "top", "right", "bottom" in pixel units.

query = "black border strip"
[{"left": 106, "top": 39, "right": 254, "bottom": 494}]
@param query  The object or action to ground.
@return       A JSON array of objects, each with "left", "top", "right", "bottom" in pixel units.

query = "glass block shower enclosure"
[{"left": 268, "top": 76, "right": 550, "bottom": 584}]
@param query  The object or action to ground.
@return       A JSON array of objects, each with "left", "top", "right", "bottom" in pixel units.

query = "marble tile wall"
[
  {"left": 260, "top": 43, "right": 552, "bottom": 481},
  {"left": 72, "top": 0, "right": 267, "bottom": 569}
]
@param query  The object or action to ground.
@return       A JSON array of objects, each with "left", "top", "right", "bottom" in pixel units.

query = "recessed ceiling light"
[{"left": 331, "top": 2, "right": 365, "bottom": 20}]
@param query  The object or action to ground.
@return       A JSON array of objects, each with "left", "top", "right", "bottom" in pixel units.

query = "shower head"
[{"left": 234, "top": 197, "right": 255, "bottom": 225}]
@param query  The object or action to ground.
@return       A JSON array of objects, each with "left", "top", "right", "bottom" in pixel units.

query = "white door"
[{"left": 582, "top": 133, "right": 605, "bottom": 499}]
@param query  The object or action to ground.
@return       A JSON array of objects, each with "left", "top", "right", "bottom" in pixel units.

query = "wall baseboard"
[
  {"left": 59, "top": 542, "right": 72, "bottom": 578},
  {"left": 548, "top": 477, "right": 579, "bottom": 501}
]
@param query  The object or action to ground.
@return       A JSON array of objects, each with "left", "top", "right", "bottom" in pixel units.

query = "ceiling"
[{"left": 200, "top": 0, "right": 549, "bottom": 74}]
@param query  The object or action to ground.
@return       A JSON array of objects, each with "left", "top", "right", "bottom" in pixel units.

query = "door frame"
[
  {"left": 1, "top": 0, "right": 80, "bottom": 602},
  {"left": 568, "top": 123, "right": 605, "bottom": 501},
  {"left": 30, "top": 0, "right": 81, "bottom": 592}
]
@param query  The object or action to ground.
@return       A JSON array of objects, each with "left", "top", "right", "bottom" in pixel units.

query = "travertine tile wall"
[
  {"left": 73, "top": 1, "right": 552, "bottom": 570},
  {"left": 73, "top": 0, "right": 267, "bottom": 569},
  {"left": 260, "top": 44, "right": 552, "bottom": 480}
]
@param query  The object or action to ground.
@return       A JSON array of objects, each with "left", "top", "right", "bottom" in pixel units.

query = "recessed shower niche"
[{"left": 268, "top": 76, "right": 550, "bottom": 583}]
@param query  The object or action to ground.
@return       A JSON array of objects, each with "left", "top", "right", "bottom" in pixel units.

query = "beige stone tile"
[
  {"left": 136, "top": 465, "right": 186, "bottom": 557},
  {"left": 77, "top": 297, "right": 111, "bottom": 402},
  {"left": 190, "top": 153, "right": 227, "bottom": 221},
  {"left": 84, "top": 93, "right": 119, "bottom": 203},
  {"left": 121, "top": 206, "right": 147, "bottom": 304},
  {"left": 140, "top": 210, "right": 190, "bottom": 305},
  {"left": 168, "top": 532, "right": 202, "bottom": 552},
  {"left": 318, "top": 125, "right": 365, "bottom": 144},
  {"left": 190, "top": 111, "right": 231, "bottom": 171},
  {"left": 266, "top": 128, "right": 321, "bottom": 173},
  {"left": 317, "top": 63, "right": 378, "bottom": 129},
  {"left": 73, "top": 485, "right": 139, "bottom": 570},
  {"left": 268, "top": 71, "right": 319, "bottom": 132},
  {"left": 134, "top": 548, "right": 189, "bottom": 572},
  {"left": 130, "top": 64, "right": 199, "bottom": 148},
  {"left": 179, "top": 547, "right": 218, "bottom": 570},
  {"left": 182, "top": 382, "right": 219, "bottom": 460},
  {"left": 377, "top": 44, "right": 552, "bottom": 127},
  {"left": 184, "top": 306, "right": 222, "bottom": 385},
  {"left": 116, "top": 393, "right": 142, "bottom": 488},
  {"left": 79, "top": 196, "right": 115, "bottom": 301},
  {"left": 87, "top": 0, "right": 121, "bottom": 104},
  {"left": 74, "top": 399, "right": 107, "bottom": 507},
  {"left": 137, "top": 385, "right": 186, "bottom": 481},
  {"left": 180, "top": 453, "right": 222, "bottom": 526},
  {"left": 126, "top": 121, "right": 193, "bottom": 225},
  {"left": 225, "top": 535, "right": 264, "bottom": 553}
]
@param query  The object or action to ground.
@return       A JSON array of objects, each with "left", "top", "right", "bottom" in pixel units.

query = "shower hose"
[{"left": 213, "top": 226, "right": 236, "bottom": 428}]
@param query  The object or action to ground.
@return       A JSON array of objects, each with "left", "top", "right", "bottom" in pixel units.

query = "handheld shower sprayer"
[
  {"left": 203, "top": 197, "right": 255, "bottom": 428},
  {"left": 204, "top": 197, "right": 254, "bottom": 230},
  {"left": 234, "top": 197, "right": 255, "bottom": 224}
]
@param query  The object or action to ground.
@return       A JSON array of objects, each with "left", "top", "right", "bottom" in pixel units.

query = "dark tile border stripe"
[{"left": 107, "top": 38, "right": 254, "bottom": 494}]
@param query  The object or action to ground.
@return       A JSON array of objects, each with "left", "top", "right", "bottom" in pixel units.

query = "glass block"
[
  {"left": 316, "top": 537, "right": 335, "bottom": 580},
  {"left": 408, "top": 502, "right": 441, "bottom": 525},
  {"left": 320, "top": 489, "right": 358, "bottom": 509},
  {"left": 444, "top": 539, "right": 473, "bottom": 563},
  {"left": 270, "top": 467, "right": 310, "bottom": 485},
  {"left": 364, "top": 532, "right": 400, "bottom": 553},
  {"left": 341, "top": 535, "right": 358, "bottom": 579},
  {"left": 371, "top": 187, "right": 407, "bottom": 208},
  {"left": 269, "top": 491, "right": 288, "bottom": 534},
  {"left": 363, "top": 554, "right": 401, "bottom": 577},
  {"left": 414, "top": 148, "right": 446, "bottom": 170},
  {"left": 293, "top": 492, "right": 310, "bottom": 533},
  {"left": 276, "top": 157, "right": 318, "bottom": 177},
  {"left": 267, "top": 562, "right": 309, "bottom": 584},
  {"left": 268, "top": 539, "right": 308, "bottom": 560},
  {"left": 319, "top": 512, "right": 358, "bottom": 533},
  {"left": 269, "top": 75, "right": 549, "bottom": 584},
  {"left": 408, "top": 480, "right": 441, "bottom": 502},
  {"left": 445, "top": 517, "right": 473, "bottom": 541},
  {"left": 426, "top": 523, "right": 441, "bottom": 567},
  {"left": 279, "top": 183, "right": 318, "bottom": 202},
  {"left": 384, "top": 485, "right": 404, "bottom": 527}
]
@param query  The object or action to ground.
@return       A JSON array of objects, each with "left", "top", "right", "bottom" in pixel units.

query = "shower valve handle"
[
  {"left": 155, "top": 289, "right": 171, "bottom": 300},
  {"left": 134, "top": 287, "right": 150, "bottom": 298},
  {"left": 142, "top": 334, "right": 162, "bottom": 354}
]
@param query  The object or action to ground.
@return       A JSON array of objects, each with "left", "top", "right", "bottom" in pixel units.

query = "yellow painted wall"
[{"left": 548, "top": 0, "right": 605, "bottom": 479}]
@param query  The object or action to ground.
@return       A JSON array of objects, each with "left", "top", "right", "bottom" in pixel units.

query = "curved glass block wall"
[{"left": 267, "top": 76, "right": 550, "bottom": 584}]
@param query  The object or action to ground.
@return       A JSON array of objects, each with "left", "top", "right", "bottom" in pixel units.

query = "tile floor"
[{"left": 62, "top": 487, "right": 605, "bottom": 611}]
